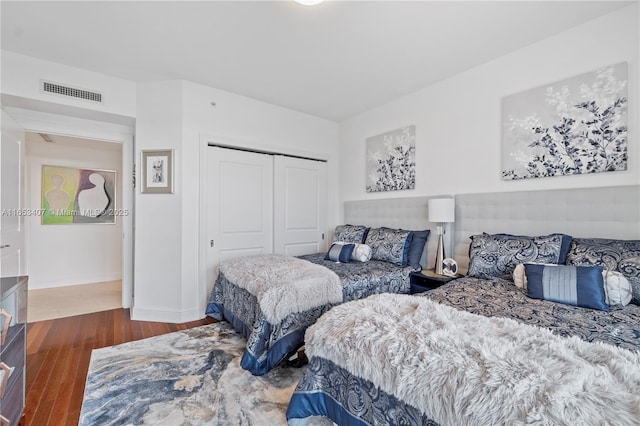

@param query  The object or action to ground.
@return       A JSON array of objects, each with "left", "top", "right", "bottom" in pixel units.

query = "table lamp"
[{"left": 428, "top": 198, "right": 455, "bottom": 275}]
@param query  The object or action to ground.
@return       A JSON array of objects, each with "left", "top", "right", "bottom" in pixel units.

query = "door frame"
[
  {"left": 3, "top": 107, "right": 135, "bottom": 309},
  {"left": 1, "top": 110, "right": 26, "bottom": 277}
]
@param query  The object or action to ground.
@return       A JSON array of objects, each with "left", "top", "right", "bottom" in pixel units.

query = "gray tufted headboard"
[
  {"left": 344, "top": 196, "right": 453, "bottom": 270},
  {"left": 343, "top": 185, "right": 640, "bottom": 273},
  {"left": 453, "top": 185, "right": 640, "bottom": 272}
]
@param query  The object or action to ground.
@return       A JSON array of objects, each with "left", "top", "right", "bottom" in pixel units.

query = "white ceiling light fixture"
[{"left": 294, "top": 0, "right": 324, "bottom": 5}]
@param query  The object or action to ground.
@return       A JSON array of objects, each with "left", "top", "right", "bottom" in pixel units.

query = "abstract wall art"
[
  {"left": 366, "top": 125, "right": 416, "bottom": 192},
  {"left": 42, "top": 165, "right": 116, "bottom": 224},
  {"left": 502, "top": 62, "right": 628, "bottom": 181}
]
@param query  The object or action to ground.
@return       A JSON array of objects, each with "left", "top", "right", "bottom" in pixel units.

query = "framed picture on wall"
[
  {"left": 141, "top": 149, "right": 174, "bottom": 194},
  {"left": 41, "top": 165, "right": 117, "bottom": 225},
  {"left": 501, "top": 62, "right": 627, "bottom": 180},
  {"left": 366, "top": 125, "right": 416, "bottom": 193}
]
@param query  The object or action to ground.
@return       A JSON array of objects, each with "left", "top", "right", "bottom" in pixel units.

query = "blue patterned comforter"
[
  {"left": 287, "top": 277, "right": 640, "bottom": 425},
  {"left": 205, "top": 253, "right": 412, "bottom": 375}
]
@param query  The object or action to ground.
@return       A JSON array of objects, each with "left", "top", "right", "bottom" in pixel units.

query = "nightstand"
[{"left": 410, "top": 269, "right": 461, "bottom": 294}]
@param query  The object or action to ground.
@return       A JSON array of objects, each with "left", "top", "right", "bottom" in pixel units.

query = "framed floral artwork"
[
  {"left": 502, "top": 63, "right": 627, "bottom": 180},
  {"left": 366, "top": 125, "right": 416, "bottom": 192}
]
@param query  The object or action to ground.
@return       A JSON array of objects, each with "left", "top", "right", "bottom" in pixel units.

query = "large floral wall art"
[
  {"left": 502, "top": 62, "right": 627, "bottom": 180},
  {"left": 366, "top": 125, "right": 416, "bottom": 192}
]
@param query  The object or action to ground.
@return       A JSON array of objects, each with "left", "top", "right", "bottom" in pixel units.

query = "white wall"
[
  {"left": 25, "top": 134, "right": 123, "bottom": 289},
  {"left": 133, "top": 81, "right": 184, "bottom": 321},
  {"left": 133, "top": 80, "right": 340, "bottom": 322},
  {"left": 1, "top": 51, "right": 136, "bottom": 119},
  {"left": 339, "top": 4, "right": 639, "bottom": 203}
]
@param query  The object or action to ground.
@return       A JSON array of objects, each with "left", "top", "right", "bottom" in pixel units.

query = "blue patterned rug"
[{"left": 80, "top": 322, "right": 319, "bottom": 425}]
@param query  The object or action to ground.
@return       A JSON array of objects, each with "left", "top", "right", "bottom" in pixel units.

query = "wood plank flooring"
[{"left": 21, "top": 308, "right": 216, "bottom": 426}]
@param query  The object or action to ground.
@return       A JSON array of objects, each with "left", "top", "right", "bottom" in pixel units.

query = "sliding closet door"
[
  {"left": 206, "top": 147, "right": 273, "bottom": 280},
  {"left": 273, "top": 155, "right": 327, "bottom": 256}
]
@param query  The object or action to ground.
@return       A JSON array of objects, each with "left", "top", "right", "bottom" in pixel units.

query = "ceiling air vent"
[{"left": 41, "top": 80, "right": 103, "bottom": 103}]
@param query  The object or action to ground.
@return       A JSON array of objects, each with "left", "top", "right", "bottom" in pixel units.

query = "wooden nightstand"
[{"left": 410, "top": 269, "right": 462, "bottom": 294}]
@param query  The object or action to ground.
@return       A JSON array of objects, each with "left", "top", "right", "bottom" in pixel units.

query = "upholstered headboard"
[
  {"left": 453, "top": 185, "right": 640, "bottom": 272},
  {"left": 344, "top": 196, "right": 450, "bottom": 270},
  {"left": 343, "top": 185, "right": 640, "bottom": 273}
]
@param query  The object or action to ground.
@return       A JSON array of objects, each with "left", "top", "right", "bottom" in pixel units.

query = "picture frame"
[
  {"left": 41, "top": 165, "right": 117, "bottom": 225},
  {"left": 141, "top": 149, "right": 174, "bottom": 194},
  {"left": 501, "top": 62, "right": 627, "bottom": 180},
  {"left": 366, "top": 125, "right": 416, "bottom": 193}
]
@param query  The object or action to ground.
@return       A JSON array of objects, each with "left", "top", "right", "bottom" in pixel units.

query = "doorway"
[
  {"left": 1, "top": 106, "right": 135, "bottom": 318},
  {"left": 25, "top": 132, "right": 124, "bottom": 321}
]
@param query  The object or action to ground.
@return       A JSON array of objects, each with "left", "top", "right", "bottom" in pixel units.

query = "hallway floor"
[{"left": 27, "top": 280, "right": 122, "bottom": 323}]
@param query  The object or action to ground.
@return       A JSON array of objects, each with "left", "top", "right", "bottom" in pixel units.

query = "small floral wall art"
[
  {"left": 502, "top": 63, "right": 627, "bottom": 180},
  {"left": 366, "top": 125, "right": 416, "bottom": 192}
]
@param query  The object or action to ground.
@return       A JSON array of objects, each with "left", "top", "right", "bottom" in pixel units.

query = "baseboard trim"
[
  {"left": 131, "top": 306, "right": 203, "bottom": 324},
  {"left": 28, "top": 274, "right": 123, "bottom": 290}
]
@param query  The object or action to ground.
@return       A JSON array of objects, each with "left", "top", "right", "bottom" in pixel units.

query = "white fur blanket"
[
  {"left": 219, "top": 254, "right": 342, "bottom": 324},
  {"left": 306, "top": 293, "right": 640, "bottom": 426}
]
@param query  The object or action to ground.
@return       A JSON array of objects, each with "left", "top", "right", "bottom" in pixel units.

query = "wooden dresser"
[{"left": 0, "top": 276, "right": 27, "bottom": 426}]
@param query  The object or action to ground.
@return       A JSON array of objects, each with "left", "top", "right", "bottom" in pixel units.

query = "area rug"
[{"left": 80, "top": 322, "right": 325, "bottom": 425}]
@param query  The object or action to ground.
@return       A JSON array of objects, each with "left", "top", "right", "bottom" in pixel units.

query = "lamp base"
[{"left": 434, "top": 232, "right": 445, "bottom": 275}]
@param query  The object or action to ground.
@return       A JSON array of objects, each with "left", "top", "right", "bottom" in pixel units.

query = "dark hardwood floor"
[{"left": 21, "top": 308, "right": 216, "bottom": 426}]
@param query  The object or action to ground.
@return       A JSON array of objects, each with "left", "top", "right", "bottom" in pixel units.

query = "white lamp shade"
[{"left": 428, "top": 198, "right": 455, "bottom": 223}]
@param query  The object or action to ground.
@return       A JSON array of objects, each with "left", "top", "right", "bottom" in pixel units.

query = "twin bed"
[{"left": 205, "top": 225, "right": 428, "bottom": 375}]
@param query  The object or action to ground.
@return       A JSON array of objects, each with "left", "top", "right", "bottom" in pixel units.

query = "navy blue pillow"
[
  {"left": 406, "top": 230, "right": 430, "bottom": 270},
  {"left": 525, "top": 264, "right": 609, "bottom": 311},
  {"left": 325, "top": 243, "right": 355, "bottom": 263}
]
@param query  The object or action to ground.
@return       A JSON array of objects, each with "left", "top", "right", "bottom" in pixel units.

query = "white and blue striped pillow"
[
  {"left": 524, "top": 264, "right": 609, "bottom": 311},
  {"left": 325, "top": 242, "right": 356, "bottom": 263}
]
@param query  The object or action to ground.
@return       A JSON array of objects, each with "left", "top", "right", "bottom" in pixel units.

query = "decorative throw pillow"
[
  {"left": 603, "top": 271, "right": 634, "bottom": 307},
  {"left": 333, "top": 224, "right": 370, "bottom": 244},
  {"left": 351, "top": 243, "right": 372, "bottom": 262},
  {"left": 524, "top": 264, "right": 609, "bottom": 311},
  {"left": 467, "top": 233, "right": 572, "bottom": 280},
  {"left": 365, "top": 227, "right": 412, "bottom": 266},
  {"left": 566, "top": 238, "right": 640, "bottom": 305},
  {"left": 325, "top": 242, "right": 355, "bottom": 263},
  {"left": 513, "top": 263, "right": 632, "bottom": 307},
  {"left": 405, "top": 230, "right": 430, "bottom": 270},
  {"left": 512, "top": 262, "right": 556, "bottom": 289}
]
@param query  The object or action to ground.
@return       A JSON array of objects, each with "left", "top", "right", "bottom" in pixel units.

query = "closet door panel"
[
  {"left": 206, "top": 147, "right": 273, "bottom": 285},
  {"left": 274, "top": 156, "right": 327, "bottom": 256}
]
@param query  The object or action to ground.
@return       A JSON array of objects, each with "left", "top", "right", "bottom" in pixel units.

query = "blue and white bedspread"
[
  {"left": 287, "top": 277, "right": 640, "bottom": 425},
  {"left": 205, "top": 253, "right": 412, "bottom": 375}
]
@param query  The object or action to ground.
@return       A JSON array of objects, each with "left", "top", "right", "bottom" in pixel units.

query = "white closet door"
[
  {"left": 274, "top": 156, "right": 327, "bottom": 256},
  {"left": 206, "top": 147, "right": 273, "bottom": 283},
  {"left": 1, "top": 111, "right": 26, "bottom": 278}
]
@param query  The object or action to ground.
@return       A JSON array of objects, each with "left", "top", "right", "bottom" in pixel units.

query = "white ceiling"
[{"left": 1, "top": 1, "right": 632, "bottom": 122}]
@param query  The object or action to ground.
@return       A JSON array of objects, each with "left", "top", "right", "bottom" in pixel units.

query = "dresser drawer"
[
  {"left": 0, "top": 325, "right": 25, "bottom": 401},
  {"left": 0, "top": 366, "right": 24, "bottom": 426},
  {"left": 0, "top": 277, "right": 26, "bottom": 426},
  {"left": 0, "top": 278, "right": 27, "bottom": 353}
]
